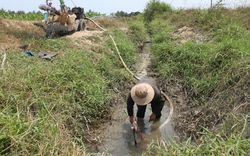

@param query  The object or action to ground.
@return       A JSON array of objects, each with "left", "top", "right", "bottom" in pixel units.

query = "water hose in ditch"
[
  {"left": 86, "top": 17, "right": 140, "bottom": 80},
  {"left": 159, "top": 91, "right": 174, "bottom": 129},
  {"left": 85, "top": 17, "right": 173, "bottom": 130}
]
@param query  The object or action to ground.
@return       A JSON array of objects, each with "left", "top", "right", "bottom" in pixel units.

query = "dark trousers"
[{"left": 136, "top": 105, "right": 162, "bottom": 119}]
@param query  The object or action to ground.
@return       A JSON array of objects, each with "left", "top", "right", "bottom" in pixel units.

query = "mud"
[{"left": 85, "top": 35, "right": 184, "bottom": 155}]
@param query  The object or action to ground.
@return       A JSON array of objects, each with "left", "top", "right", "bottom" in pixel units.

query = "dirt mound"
[
  {"left": 0, "top": 19, "right": 44, "bottom": 52},
  {"left": 0, "top": 19, "right": 106, "bottom": 54},
  {"left": 172, "top": 26, "right": 207, "bottom": 44},
  {"left": 67, "top": 30, "right": 103, "bottom": 38}
]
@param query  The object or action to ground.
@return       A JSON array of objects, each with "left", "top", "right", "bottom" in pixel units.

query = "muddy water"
[{"left": 93, "top": 37, "right": 177, "bottom": 156}]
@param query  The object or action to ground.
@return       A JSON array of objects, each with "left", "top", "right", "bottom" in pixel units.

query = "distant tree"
[
  {"left": 115, "top": 11, "right": 128, "bottom": 17},
  {"left": 86, "top": 10, "right": 106, "bottom": 18},
  {"left": 36, "top": 11, "right": 43, "bottom": 14},
  {"left": 8, "top": 10, "right": 15, "bottom": 14},
  {"left": 16, "top": 10, "right": 25, "bottom": 15},
  {"left": 143, "top": 0, "right": 172, "bottom": 23},
  {"left": 128, "top": 11, "right": 141, "bottom": 17},
  {"left": 110, "top": 12, "right": 116, "bottom": 17}
]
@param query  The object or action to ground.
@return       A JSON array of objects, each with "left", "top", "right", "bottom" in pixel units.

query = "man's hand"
[
  {"left": 149, "top": 113, "right": 156, "bottom": 122},
  {"left": 130, "top": 116, "right": 135, "bottom": 124}
]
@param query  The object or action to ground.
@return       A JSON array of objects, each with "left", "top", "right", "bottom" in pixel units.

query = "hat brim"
[{"left": 131, "top": 83, "right": 154, "bottom": 105}]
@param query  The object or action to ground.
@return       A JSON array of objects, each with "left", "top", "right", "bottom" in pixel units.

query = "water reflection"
[{"left": 96, "top": 104, "right": 176, "bottom": 156}]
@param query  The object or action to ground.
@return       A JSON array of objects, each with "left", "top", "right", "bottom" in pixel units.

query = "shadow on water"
[{"left": 92, "top": 35, "right": 177, "bottom": 155}]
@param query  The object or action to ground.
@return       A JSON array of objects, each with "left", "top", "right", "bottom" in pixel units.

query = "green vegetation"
[
  {"left": 143, "top": 0, "right": 172, "bottom": 23},
  {"left": 0, "top": 16, "right": 141, "bottom": 155},
  {"left": 0, "top": 8, "right": 105, "bottom": 20},
  {"left": 1, "top": 0, "right": 250, "bottom": 155},
  {"left": 142, "top": 0, "right": 250, "bottom": 155},
  {"left": 0, "top": 8, "right": 139, "bottom": 21},
  {"left": 0, "top": 9, "right": 44, "bottom": 20},
  {"left": 85, "top": 10, "right": 105, "bottom": 18}
]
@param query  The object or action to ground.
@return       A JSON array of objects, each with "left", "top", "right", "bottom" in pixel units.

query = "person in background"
[{"left": 127, "top": 78, "right": 165, "bottom": 124}]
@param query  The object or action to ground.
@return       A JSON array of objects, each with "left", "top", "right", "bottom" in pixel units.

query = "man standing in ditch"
[{"left": 127, "top": 78, "right": 165, "bottom": 123}]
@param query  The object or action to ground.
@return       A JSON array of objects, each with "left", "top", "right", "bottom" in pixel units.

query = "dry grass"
[{"left": 0, "top": 19, "right": 44, "bottom": 51}]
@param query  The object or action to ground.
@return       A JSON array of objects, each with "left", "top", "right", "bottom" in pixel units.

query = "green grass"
[
  {"left": 150, "top": 8, "right": 250, "bottom": 102},
  {"left": 0, "top": 19, "right": 140, "bottom": 154},
  {"left": 141, "top": 3, "right": 250, "bottom": 155},
  {"left": 143, "top": 123, "right": 250, "bottom": 155},
  {"left": 2, "top": 3, "right": 250, "bottom": 155},
  {"left": 0, "top": 46, "right": 111, "bottom": 155}
]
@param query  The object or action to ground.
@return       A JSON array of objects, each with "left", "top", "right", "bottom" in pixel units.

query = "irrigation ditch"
[
  {"left": 79, "top": 25, "right": 212, "bottom": 155},
  {"left": 2, "top": 6, "right": 250, "bottom": 155},
  {"left": 81, "top": 33, "right": 189, "bottom": 155}
]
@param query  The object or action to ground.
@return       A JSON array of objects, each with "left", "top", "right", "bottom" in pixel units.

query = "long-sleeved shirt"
[{"left": 127, "top": 78, "right": 165, "bottom": 117}]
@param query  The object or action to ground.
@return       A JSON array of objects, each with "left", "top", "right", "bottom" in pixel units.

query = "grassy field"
[
  {"left": 1, "top": 0, "right": 250, "bottom": 155},
  {"left": 142, "top": 1, "right": 250, "bottom": 155},
  {"left": 0, "top": 14, "right": 144, "bottom": 155}
]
